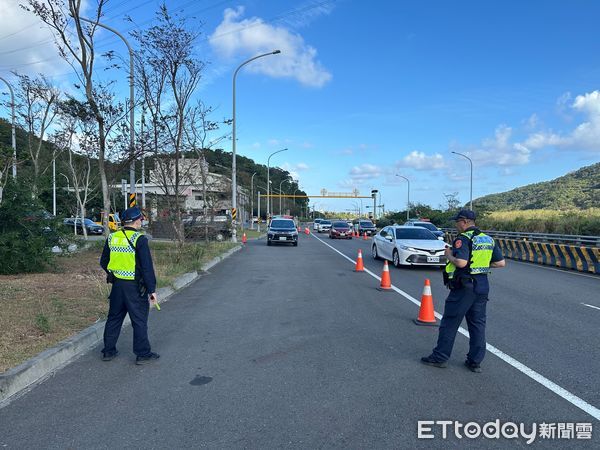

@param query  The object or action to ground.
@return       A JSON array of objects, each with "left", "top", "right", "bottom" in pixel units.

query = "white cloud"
[
  {"left": 453, "top": 125, "right": 532, "bottom": 168},
  {"left": 337, "top": 179, "right": 358, "bottom": 189},
  {"left": 280, "top": 0, "right": 336, "bottom": 28},
  {"left": 396, "top": 151, "right": 446, "bottom": 170},
  {"left": 209, "top": 7, "right": 332, "bottom": 88},
  {"left": 521, "top": 90, "right": 600, "bottom": 153},
  {"left": 281, "top": 161, "right": 309, "bottom": 181},
  {"left": 348, "top": 163, "right": 384, "bottom": 184},
  {"left": 0, "top": 0, "right": 69, "bottom": 76},
  {"left": 523, "top": 113, "right": 540, "bottom": 130}
]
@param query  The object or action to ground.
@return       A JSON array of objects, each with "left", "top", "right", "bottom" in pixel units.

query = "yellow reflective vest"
[
  {"left": 445, "top": 230, "right": 494, "bottom": 279},
  {"left": 106, "top": 230, "right": 142, "bottom": 280}
]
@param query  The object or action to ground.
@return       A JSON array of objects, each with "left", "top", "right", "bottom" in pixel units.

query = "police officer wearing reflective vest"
[
  {"left": 421, "top": 209, "right": 505, "bottom": 372},
  {"left": 100, "top": 207, "right": 160, "bottom": 364}
]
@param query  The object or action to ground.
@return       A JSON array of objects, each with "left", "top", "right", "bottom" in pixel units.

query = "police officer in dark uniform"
[
  {"left": 100, "top": 207, "right": 160, "bottom": 364},
  {"left": 421, "top": 209, "right": 505, "bottom": 372}
]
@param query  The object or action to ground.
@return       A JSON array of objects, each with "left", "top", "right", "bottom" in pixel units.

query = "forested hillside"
[{"left": 475, "top": 162, "right": 600, "bottom": 210}]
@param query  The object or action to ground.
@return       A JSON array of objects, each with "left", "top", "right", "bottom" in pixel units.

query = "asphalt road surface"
[{"left": 1, "top": 231, "right": 598, "bottom": 448}]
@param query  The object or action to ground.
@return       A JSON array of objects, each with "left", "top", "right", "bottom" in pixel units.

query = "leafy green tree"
[{"left": 0, "top": 180, "right": 68, "bottom": 274}]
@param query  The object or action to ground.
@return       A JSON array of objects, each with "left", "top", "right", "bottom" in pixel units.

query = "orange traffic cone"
[
  {"left": 363, "top": 232, "right": 368, "bottom": 240},
  {"left": 414, "top": 279, "right": 438, "bottom": 326},
  {"left": 376, "top": 260, "right": 393, "bottom": 291},
  {"left": 354, "top": 249, "right": 365, "bottom": 272},
  {"left": 304, "top": 227, "right": 310, "bottom": 235},
  {"left": 242, "top": 232, "right": 247, "bottom": 244}
]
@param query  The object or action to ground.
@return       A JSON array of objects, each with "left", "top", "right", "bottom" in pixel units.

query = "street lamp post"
[
  {"left": 293, "top": 188, "right": 301, "bottom": 217},
  {"left": 267, "top": 148, "right": 288, "bottom": 219},
  {"left": 58, "top": 172, "right": 71, "bottom": 216},
  {"left": 250, "top": 172, "right": 257, "bottom": 229},
  {"left": 79, "top": 16, "right": 136, "bottom": 206},
  {"left": 0, "top": 76, "right": 17, "bottom": 179},
  {"left": 232, "top": 50, "right": 281, "bottom": 242},
  {"left": 279, "top": 178, "right": 289, "bottom": 215},
  {"left": 395, "top": 174, "right": 410, "bottom": 220},
  {"left": 451, "top": 151, "right": 473, "bottom": 210}
]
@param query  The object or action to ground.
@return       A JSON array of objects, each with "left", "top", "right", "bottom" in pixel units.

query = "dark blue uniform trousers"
[
  {"left": 102, "top": 279, "right": 151, "bottom": 357},
  {"left": 432, "top": 282, "right": 488, "bottom": 364}
]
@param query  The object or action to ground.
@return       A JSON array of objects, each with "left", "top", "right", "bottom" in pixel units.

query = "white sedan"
[{"left": 371, "top": 225, "right": 448, "bottom": 267}]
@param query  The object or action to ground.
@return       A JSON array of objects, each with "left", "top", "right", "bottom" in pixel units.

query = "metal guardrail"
[
  {"left": 442, "top": 228, "right": 600, "bottom": 274},
  {"left": 441, "top": 229, "right": 600, "bottom": 247}
]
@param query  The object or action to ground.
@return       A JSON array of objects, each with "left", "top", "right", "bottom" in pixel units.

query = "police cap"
[
  {"left": 450, "top": 209, "right": 476, "bottom": 221},
  {"left": 122, "top": 207, "right": 143, "bottom": 223}
]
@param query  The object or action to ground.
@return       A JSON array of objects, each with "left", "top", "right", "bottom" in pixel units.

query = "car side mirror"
[{"left": 385, "top": 235, "right": 393, "bottom": 241}]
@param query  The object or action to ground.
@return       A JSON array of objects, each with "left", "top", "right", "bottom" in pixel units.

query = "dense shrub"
[{"left": 0, "top": 180, "right": 68, "bottom": 274}]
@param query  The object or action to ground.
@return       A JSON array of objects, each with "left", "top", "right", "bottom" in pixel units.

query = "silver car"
[{"left": 372, "top": 225, "right": 447, "bottom": 267}]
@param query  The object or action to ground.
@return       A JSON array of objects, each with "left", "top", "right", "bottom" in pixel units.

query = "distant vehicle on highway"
[
  {"left": 404, "top": 220, "right": 445, "bottom": 240},
  {"left": 329, "top": 221, "right": 352, "bottom": 239},
  {"left": 94, "top": 212, "right": 120, "bottom": 231},
  {"left": 318, "top": 219, "right": 332, "bottom": 233},
  {"left": 64, "top": 218, "right": 104, "bottom": 235},
  {"left": 313, "top": 218, "right": 323, "bottom": 231},
  {"left": 354, "top": 219, "right": 377, "bottom": 236},
  {"left": 372, "top": 225, "right": 447, "bottom": 268},
  {"left": 267, "top": 218, "right": 298, "bottom": 246}
]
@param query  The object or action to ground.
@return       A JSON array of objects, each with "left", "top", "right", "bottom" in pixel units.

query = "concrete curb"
[{"left": 0, "top": 244, "right": 243, "bottom": 407}]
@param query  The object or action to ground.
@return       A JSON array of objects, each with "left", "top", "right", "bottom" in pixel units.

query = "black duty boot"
[
  {"left": 420, "top": 355, "right": 448, "bottom": 368},
  {"left": 464, "top": 360, "right": 482, "bottom": 373},
  {"left": 136, "top": 352, "right": 160, "bottom": 365}
]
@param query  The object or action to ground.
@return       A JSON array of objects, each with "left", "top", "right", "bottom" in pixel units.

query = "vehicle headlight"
[{"left": 399, "top": 245, "right": 417, "bottom": 252}]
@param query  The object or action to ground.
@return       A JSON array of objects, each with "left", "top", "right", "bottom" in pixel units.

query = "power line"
[{"left": 0, "top": 0, "right": 338, "bottom": 76}]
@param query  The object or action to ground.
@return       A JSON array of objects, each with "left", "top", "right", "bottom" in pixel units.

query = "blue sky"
[{"left": 1, "top": 0, "right": 600, "bottom": 213}]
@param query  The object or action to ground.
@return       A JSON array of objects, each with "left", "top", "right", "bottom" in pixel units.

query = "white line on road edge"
[
  {"left": 582, "top": 303, "right": 600, "bottom": 311},
  {"left": 311, "top": 233, "right": 600, "bottom": 421}
]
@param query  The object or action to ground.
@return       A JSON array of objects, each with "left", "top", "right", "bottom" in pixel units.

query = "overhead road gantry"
[{"left": 254, "top": 189, "right": 377, "bottom": 230}]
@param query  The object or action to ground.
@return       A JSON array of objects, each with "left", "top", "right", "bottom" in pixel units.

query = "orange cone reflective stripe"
[
  {"left": 354, "top": 249, "right": 365, "bottom": 272},
  {"left": 414, "top": 279, "right": 438, "bottom": 326}
]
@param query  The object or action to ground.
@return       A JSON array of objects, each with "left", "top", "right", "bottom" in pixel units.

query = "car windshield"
[
  {"left": 270, "top": 220, "right": 295, "bottom": 229},
  {"left": 414, "top": 222, "right": 437, "bottom": 231},
  {"left": 360, "top": 221, "right": 374, "bottom": 227},
  {"left": 395, "top": 228, "right": 437, "bottom": 240},
  {"left": 332, "top": 221, "right": 349, "bottom": 228},
  {"left": 320, "top": 220, "right": 331, "bottom": 225},
  {"left": 84, "top": 219, "right": 96, "bottom": 225}
]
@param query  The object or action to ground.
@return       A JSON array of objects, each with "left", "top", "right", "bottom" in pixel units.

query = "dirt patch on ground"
[
  {"left": 0, "top": 248, "right": 108, "bottom": 373},
  {"left": 0, "top": 240, "right": 238, "bottom": 373}
]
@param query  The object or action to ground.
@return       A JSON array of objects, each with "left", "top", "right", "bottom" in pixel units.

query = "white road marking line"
[
  {"left": 581, "top": 303, "right": 600, "bottom": 311},
  {"left": 509, "top": 259, "right": 600, "bottom": 280},
  {"left": 311, "top": 232, "right": 600, "bottom": 421}
]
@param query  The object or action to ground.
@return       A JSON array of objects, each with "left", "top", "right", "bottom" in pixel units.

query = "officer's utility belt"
[{"left": 443, "top": 272, "right": 473, "bottom": 290}]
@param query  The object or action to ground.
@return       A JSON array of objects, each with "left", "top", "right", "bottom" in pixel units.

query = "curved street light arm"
[
  {"left": 451, "top": 151, "right": 473, "bottom": 210},
  {"left": 79, "top": 16, "right": 136, "bottom": 197},
  {"left": 395, "top": 174, "right": 410, "bottom": 220},
  {"left": 232, "top": 50, "right": 281, "bottom": 241}
]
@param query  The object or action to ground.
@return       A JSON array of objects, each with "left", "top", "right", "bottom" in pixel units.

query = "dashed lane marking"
[
  {"left": 311, "top": 232, "right": 600, "bottom": 421},
  {"left": 581, "top": 303, "right": 600, "bottom": 311}
]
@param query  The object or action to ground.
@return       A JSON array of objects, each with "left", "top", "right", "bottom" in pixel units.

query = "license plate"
[
  {"left": 278, "top": 237, "right": 287, "bottom": 241},
  {"left": 427, "top": 256, "right": 440, "bottom": 263},
  {"left": 340, "top": 233, "right": 345, "bottom": 236}
]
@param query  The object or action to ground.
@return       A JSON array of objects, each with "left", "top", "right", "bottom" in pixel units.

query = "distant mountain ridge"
[{"left": 475, "top": 162, "right": 600, "bottom": 210}]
